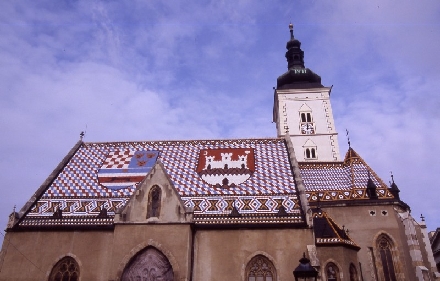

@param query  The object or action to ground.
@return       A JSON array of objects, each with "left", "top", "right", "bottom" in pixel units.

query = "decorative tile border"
[{"left": 182, "top": 195, "right": 300, "bottom": 215}]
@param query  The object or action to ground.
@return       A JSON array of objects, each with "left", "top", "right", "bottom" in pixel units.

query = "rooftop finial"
[
  {"left": 421, "top": 214, "right": 425, "bottom": 221},
  {"left": 390, "top": 171, "right": 394, "bottom": 183},
  {"left": 80, "top": 125, "right": 87, "bottom": 140},
  {"left": 289, "top": 22, "right": 294, "bottom": 39},
  {"left": 346, "top": 129, "right": 351, "bottom": 148}
]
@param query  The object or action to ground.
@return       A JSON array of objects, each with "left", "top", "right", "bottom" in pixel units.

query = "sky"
[{"left": 0, "top": 0, "right": 439, "bottom": 246}]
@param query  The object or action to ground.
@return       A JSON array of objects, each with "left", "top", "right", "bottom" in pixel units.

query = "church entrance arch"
[{"left": 121, "top": 246, "right": 174, "bottom": 281}]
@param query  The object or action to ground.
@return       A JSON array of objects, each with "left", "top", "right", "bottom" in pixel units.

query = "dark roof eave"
[
  {"left": 276, "top": 68, "right": 323, "bottom": 89},
  {"left": 315, "top": 241, "right": 361, "bottom": 251},
  {"left": 309, "top": 198, "right": 410, "bottom": 211}
]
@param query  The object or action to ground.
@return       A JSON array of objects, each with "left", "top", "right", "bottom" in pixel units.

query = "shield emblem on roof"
[
  {"left": 196, "top": 148, "right": 255, "bottom": 188},
  {"left": 98, "top": 150, "right": 159, "bottom": 190}
]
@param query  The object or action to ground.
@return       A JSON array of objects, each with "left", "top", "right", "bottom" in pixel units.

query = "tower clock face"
[{"left": 301, "top": 123, "right": 315, "bottom": 134}]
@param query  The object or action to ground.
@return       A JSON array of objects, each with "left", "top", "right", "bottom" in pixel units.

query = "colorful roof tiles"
[
  {"left": 313, "top": 210, "right": 360, "bottom": 250},
  {"left": 23, "top": 138, "right": 299, "bottom": 221},
  {"left": 18, "top": 139, "right": 398, "bottom": 228},
  {"left": 300, "top": 148, "right": 395, "bottom": 202}
]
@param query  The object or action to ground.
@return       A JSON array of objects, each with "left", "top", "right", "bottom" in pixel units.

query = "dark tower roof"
[
  {"left": 276, "top": 24, "right": 323, "bottom": 89},
  {"left": 389, "top": 174, "right": 401, "bottom": 200},
  {"left": 366, "top": 172, "right": 379, "bottom": 200}
]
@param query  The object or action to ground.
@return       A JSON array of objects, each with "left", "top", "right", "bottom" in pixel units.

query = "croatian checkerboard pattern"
[{"left": 101, "top": 151, "right": 133, "bottom": 169}]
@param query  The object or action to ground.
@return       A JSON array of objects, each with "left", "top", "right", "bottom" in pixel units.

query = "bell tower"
[{"left": 273, "top": 24, "right": 341, "bottom": 162}]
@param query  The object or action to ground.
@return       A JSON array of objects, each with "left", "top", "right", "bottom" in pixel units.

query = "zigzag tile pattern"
[{"left": 182, "top": 195, "right": 300, "bottom": 215}]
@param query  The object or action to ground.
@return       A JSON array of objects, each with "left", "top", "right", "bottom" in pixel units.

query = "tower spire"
[
  {"left": 285, "top": 23, "right": 304, "bottom": 69},
  {"left": 289, "top": 22, "right": 294, "bottom": 39},
  {"left": 276, "top": 23, "right": 323, "bottom": 89},
  {"left": 389, "top": 171, "right": 400, "bottom": 199}
]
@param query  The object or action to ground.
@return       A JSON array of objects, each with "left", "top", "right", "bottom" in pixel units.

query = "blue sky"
[{"left": 1, "top": 0, "right": 440, "bottom": 245}]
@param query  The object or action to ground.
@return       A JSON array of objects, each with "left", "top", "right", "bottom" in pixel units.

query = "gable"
[
  {"left": 299, "top": 103, "right": 312, "bottom": 112},
  {"left": 116, "top": 161, "right": 192, "bottom": 224}
]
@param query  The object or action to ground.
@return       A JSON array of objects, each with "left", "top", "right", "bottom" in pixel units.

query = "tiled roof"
[
  {"left": 313, "top": 210, "right": 360, "bottom": 250},
  {"left": 17, "top": 140, "right": 396, "bottom": 228},
  {"left": 22, "top": 138, "right": 300, "bottom": 224},
  {"left": 301, "top": 148, "right": 395, "bottom": 203}
]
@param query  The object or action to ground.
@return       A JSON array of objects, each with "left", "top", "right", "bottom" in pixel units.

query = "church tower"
[{"left": 273, "top": 24, "right": 341, "bottom": 162}]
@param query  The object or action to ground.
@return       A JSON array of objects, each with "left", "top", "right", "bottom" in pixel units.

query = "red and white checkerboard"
[{"left": 101, "top": 151, "right": 133, "bottom": 169}]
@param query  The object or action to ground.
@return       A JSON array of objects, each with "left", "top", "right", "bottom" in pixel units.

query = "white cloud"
[{"left": 1, "top": 0, "right": 439, "bottom": 246}]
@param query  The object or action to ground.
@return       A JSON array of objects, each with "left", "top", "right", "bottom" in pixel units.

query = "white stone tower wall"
[{"left": 275, "top": 87, "right": 341, "bottom": 161}]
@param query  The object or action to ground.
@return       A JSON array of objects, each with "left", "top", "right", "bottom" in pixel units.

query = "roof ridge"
[
  {"left": 343, "top": 147, "right": 389, "bottom": 189},
  {"left": 83, "top": 137, "right": 284, "bottom": 145},
  {"left": 15, "top": 140, "right": 84, "bottom": 227}
]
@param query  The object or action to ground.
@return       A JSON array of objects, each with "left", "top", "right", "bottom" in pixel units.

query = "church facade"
[{"left": 0, "top": 25, "right": 438, "bottom": 281}]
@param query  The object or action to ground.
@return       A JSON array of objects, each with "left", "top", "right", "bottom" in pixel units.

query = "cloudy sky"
[{"left": 1, "top": 1, "right": 439, "bottom": 244}]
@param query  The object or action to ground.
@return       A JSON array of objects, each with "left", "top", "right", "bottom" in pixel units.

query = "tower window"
[
  {"left": 300, "top": 112, "right": 312, "bottom": 123},
  {"left": 299, "top": 105, "right": 315, "bottom": 135},
  {"left": 305, "top": 148, "right": 317, "bottom": 159},
  {"left": 303, "top": 139, "right": 318, "bottom": 160}
]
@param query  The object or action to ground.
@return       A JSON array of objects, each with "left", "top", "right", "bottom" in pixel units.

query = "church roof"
[
  {"left": 299, "top": 148, "right": 395, "bottom": 203},
  {"left": 17, "top": 138, "right": 303, "bottom": 228},
  {"left": 14, "top": 138, "right": 399, "bottom": 229},
  {"left": 313, "top": 210, "right": 360, "bottom": 250}
]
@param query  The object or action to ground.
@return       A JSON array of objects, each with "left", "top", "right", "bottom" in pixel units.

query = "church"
[{"left": 0, "top": 24, "right": 438, "bottom": 281}]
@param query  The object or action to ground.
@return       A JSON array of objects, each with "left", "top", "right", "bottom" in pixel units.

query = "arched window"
[
  {"left": 306, "top": 148, "right": 311, "bottom": 159},
  {"left": 311, "top": 148, "right": 316, "bottom": 158},
  {"left": 376, "top": 235, "right": 397, "bottom": 281},
  {"left": 300, "top": 112, "right": 312, "bottom": 123},
  {"left": 305, "top": 148, "right": 317, "bottom": 160},
  {"left": 147, "top": 185, "right": 161, "bottom": 218},
  {"left": 246, "top": 255, "right": 276, "bottom": 281},
  {"left": 349, "top": 263, "right": 358, "bottom": 281},
  {"left": 325, "top": 262, "right": 339, "bottom": 281},
  {"left": 122, "top": 247, "right": 174, "bottom": 281},
  {"left": 48, "top": 256, "right": 79, "bottom": 281}
]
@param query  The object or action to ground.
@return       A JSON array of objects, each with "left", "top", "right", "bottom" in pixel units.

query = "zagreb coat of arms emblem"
[
  {"left": 196, "top": 148, "right": 255, "bottom": 188},
  {"left": 98, "top": 150, "right": 159, "bottom": 190}
]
